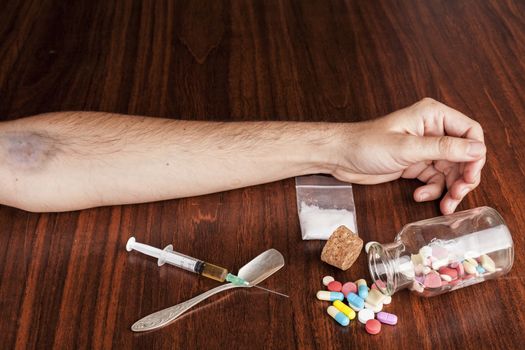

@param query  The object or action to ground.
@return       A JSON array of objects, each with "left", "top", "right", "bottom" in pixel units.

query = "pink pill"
[
  {"left": 455, "top": 262, "right": 465, "bottom": 277},
  {"left": 327, "top": 281, "right": 342, "bottom": 292},
  {"left": 341, "top": 282, "right": 357, "bottom": 296},
  {"left": 376, "top": 311, "right": 398, "bottom": 325},
  {"left": 438, "top": 267, "right": 458, "bottom": 279},
  {"left": 373, "top": 280, "right": 386, "bottom": 289},
  {"left": 423, "top": 271, "right": 442, "bottom": 288},
  {"left": 365, "top": 319, "right": 381, "bottom": 335},
  {"left": 449, "top": 262, "right": 459, "bottom": 268}
]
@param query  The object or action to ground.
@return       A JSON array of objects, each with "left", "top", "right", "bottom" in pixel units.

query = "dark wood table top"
[{"left": 1, "top": 1, "right": 525, "bottom": 349}]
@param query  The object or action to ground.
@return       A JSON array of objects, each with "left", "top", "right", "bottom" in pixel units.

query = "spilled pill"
[
  {"left": 322, "top": 276, "right": 335, "bottom": 286},
  {"left": 327, "top": 280, "right": 342, "bottom": 292},
  {"left": 317, "top": 291, "right": 344, "bottom": 301},
  {"left": 365, "top": 289, "right": 385, "bottom": 307},
  {"left": 365, "top": 319, "right": 381, "bottom": 335},
  {"left": 364, "top": 301, "right": 383, "bottom": 313},
  {"left": 356, "top": 279, "right": 368, "bottom": 299},
  {"left": 333, "top": 300, "right": 356, "bottom": 320},
  {"left": 346, "top": 292, "right": 364, "bottom": 311},
  {"left": 358, "top": 308, "right": 375, "bottom": 324},
  {"left": 327, "top": 306, "right": 350, "bottom": 326},
  {"left": 341, "top": 282, "right": 357, "bottom": 296},
  {"left": 376, "top": 311, "right": 398, "bottom": 325}
]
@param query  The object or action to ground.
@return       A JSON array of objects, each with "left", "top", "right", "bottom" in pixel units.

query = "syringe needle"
[{"left": 252, "top": 285, "right": 289, "bottom": 298}]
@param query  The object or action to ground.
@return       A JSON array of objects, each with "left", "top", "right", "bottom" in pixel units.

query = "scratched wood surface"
[{"left": 1, "top": 0, "right": 525, "bottom": 349}]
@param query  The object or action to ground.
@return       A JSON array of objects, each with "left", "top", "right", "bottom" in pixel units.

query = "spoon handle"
[{"left": 131, "top": 283, "right": 242, "bottom": 332}]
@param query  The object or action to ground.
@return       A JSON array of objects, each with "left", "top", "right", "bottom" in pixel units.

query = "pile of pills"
[
  {"left": 410, "top": 242, "right": 500, "bottom": 294},
  {"left": 317, "top": 275, "right": 398, "bottom": 335}
]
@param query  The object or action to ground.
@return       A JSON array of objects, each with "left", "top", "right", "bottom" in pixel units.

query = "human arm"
[{"left": 0, "top": 98, "right": 485, "bottom": 213}]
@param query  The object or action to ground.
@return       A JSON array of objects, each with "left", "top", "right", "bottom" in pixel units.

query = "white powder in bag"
[{"left": 299, "top": 202, "right": 357, "bottom": 240}]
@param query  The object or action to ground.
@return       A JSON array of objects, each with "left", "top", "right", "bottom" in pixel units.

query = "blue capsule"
[
  {"left": 316, "top": 291, "right": 344, "bottom": 301},
  {"left": 346, "top": 292, "right": 365, "bottom": 310}
]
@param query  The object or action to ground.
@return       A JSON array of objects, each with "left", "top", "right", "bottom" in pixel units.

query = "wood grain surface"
[{"left": 1, "top": 0, "right": 525, "bottom": 349}]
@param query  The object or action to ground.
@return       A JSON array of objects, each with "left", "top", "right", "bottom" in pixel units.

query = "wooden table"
[{"left": 1, "top": 1, "right": 525, "bottom": 348}]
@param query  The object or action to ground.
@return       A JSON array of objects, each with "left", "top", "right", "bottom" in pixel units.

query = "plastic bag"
[{"left": 295, "top": 175, "right": 358, "bottom": 240}]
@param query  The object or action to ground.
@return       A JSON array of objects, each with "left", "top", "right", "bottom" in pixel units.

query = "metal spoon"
[{"left": 131, "top": 248, "right": 285, "bottom": 332}]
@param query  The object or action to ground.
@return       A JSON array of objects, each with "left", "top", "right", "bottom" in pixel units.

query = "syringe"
[{"left": 126, "top": 237, "right": 249, "bottom": 285}]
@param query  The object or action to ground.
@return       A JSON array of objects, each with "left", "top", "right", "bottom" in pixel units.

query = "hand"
[{"left": 330, "top": 98, "right": 486, "bottom": 214}]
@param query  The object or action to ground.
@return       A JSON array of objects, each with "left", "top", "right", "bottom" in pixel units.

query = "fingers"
[
  {"left": 414, "top": 171, "right": 445, "bottom": 202},
  {"left": 399, "top": 135, "right": 486, "bottom": 164},
  {"left": 417, "top": 98, "right": 484, "bottom": 142},
  {"left": 440, "top": 192, "right": 461, "bottom": 214}
]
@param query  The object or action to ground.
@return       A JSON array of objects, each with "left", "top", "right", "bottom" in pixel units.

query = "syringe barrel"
[{"left": 159, "top": 244, "right": 202, "bottom": 273}]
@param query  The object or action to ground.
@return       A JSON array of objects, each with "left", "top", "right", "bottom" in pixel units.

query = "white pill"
[
  {"left": 440, "top": 274, "right": 452, "bottom": 282},
  {"left": 480, "top": 254, "right": 496, "bottom": 272},
  {"left": 382, "top": 295, "right": 392, "bottom": 305},
  {"left": 358, "top": 308, "right": 375, "bottom": 324},
  {"left": 419, "top": 246, "right": 432, "bottom": 258},
  {"left": 364, "top": 302, "right": 383, "bottom": 313},
  {"left": 322, "top": 276, "right": 335, "bottom": 286},
  {"left": 365, "top": 241, "right": 379, "bottom": 253}
]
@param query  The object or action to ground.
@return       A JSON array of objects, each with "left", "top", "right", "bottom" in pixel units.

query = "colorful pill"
[
  {"left": 341, "top": 282, "right": 357, "bottom": 296},
  {"left": 356, "top": 279, "right": 368, "bottom": 299},
  {"left": 411, "top": 253, "right": 425, "bottom": 266},
  {"left": 376, "top": 311, "right": 398, "bottom": 325},
  {"left": 327, "top": 280, "right": 342, "bottom": 292},
  {"left": 364, "top": 301, "right": 383, "bottom": 313},
  {"left": 322, "top": 276, "right": 335, "bottom": 286},
  {"left": 438, "top": 267, "right": 458, "bottom": 280},
  {"left": 382, "top": 295, "right": 392, "bottom": 305},
  {"left": 333, "top": 300, "right": 356, "bottom": 320},
  {"left": 358, "top": 308, "right": 375, "bottom": 324},
  {"left": 476, "top": 265, "right": 486, "bottom": 274},
  {"left": 455, "top": 262, "right": 465, "bottom": 276},
  {"left": 327, "top": 306, "right": 350, "bottom": 326},
  {"left": 440, "top": 274, "right": 452, "bottom": 282},
  {"left": 317, "top": 291, "right": 344, "bottom": 301},
  {"left": 365, "top": 319, "right": 382, "bottom": 335},
  {"left": 463, "top": 260, "right": 478, "bottom": 275},
  {"left": 480, "top": 254, "right": 496, "bottom": 272},
  {"left": 423, "top": 271, "right": 442, "bottom": 288},
  {"left": 465, "top": 258, "right": 478, "bottom": 267},
  {"left": 365, "top": 289, "right": 386, "bottom": 307},
  {"left": 346, "top": 292, "right": 365, "bottom": 311}
]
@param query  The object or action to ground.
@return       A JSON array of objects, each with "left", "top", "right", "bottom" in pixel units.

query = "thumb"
[{"left": 401, "top": 135, "right": 486, "bottom": 163}]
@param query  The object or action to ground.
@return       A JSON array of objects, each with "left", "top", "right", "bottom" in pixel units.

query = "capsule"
[
  {"left": 316, "top": 291, "right": 344, "bottom": 301},
  {"left": 327, "top": 306, "right": 350, "bottom": 326},
  {"left": 333, "top": 300, "right": 356, "bottom": 320},
  {"left": 356, "top": 279, "right": 369, "bottom": 299},
  {"left": 346, "top": 292, "right": 364, "bottom": 311}
]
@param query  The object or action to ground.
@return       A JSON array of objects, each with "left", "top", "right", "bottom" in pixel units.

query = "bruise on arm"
[{"left": 0, "top": 131, "right": 59, "bottom": 171}]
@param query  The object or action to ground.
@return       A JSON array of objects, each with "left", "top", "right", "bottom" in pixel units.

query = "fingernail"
[
  {"left": 460, "top": 188, "right": 469, "bottom": 198},
  {"left": 447, "top": 201, "right": 456, "bottom": 214},
  {"left": 468, "top": 142, "right": 485, "bottom": 157},
  {"left": 419, "top": 192, "right": 429, "bottom": 201}
]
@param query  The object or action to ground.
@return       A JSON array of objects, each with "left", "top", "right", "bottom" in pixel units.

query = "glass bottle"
[{"left": 368, "top": 207, "right": 514, "bottom": 297}]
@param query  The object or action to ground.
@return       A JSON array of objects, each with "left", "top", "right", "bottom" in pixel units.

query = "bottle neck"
[{"left": 368, "top": 241, "right": 414, "bottom": 296}]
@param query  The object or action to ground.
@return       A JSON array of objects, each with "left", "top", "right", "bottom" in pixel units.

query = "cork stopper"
[{"left": 321, "top": 225, "right": 363, "bottom": 270}]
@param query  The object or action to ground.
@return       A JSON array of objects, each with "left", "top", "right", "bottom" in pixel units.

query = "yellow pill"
[{"left": 333, "top": 300, "right": 356, "bottom": 320}]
